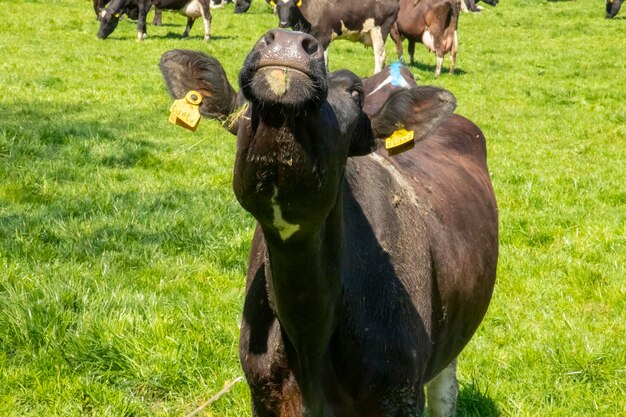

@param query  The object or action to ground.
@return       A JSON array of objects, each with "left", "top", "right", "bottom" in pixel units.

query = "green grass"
[{"left": 0, "top": 0, "right": 624, "bottom": 415}]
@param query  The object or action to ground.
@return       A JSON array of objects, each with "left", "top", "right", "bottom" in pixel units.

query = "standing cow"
[
  {"left": 160, "top": 29, "right": 498, "bottom": 417},
  {"left": 606, "top": 0, "right": 623, "bottom": 18},
  {"left": 270, "top": 0, "right": 400, "bottom": 74},
  {"left": 98, "top": 0, "right": 211, "bottom": 41},
  {"left": 391, "top": 0, "right": 459, "bottom": 76},
  {"left": 93, "top": 0, "right": 163, "bottom": 24}
]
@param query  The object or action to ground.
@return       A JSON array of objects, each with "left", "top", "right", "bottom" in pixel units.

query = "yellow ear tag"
[
  {"left": 168, "top": 90, "right": 202, "bottom": 132},
  {"left": 385, "top": 128, "right": 414, "bottom": 156},
  {"left": 114, "top": 13, "right": 120, "bottom": 18},
  {"left": 296, "top": 0, "right": 302, "bottom": 6},
  {"left": 270, "top": 0, "right": 276, "bottom": 6}
]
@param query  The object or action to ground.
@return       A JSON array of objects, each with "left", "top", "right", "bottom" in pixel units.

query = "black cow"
[
  {"left": 98, "top": 0, "right": 211, "bottom": 41},
  {"left": 160, "top": 29, "right": 498, "bottom": 417},
  {"left": 606, "top": 0, "right": 623, "bottom": 18},
  {"left": 270, "top": 0, "right": 400, "bottom": 74},
  {"left": 234, "top": 0, "right": 255, "bottom": 13}
]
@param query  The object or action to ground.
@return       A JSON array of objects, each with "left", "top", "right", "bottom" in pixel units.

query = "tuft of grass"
[{"left": 0, "top": 0, "right": 625, "bottom": 416}]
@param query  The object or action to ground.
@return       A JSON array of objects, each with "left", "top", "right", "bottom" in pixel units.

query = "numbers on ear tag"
[
  {"left": 385, "top": 128, "right": 414, "bottom": 156},
  {"left": 168, "top": 90, "right": 202, "bottom": 132}
]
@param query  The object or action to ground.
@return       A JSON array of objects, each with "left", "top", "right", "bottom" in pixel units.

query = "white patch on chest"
[
  {"left": 332, "top": 18, "right": 377, "bottom": 46},
  {"left": 180, "top": 0, "right": 203, "bottom": 18},
  {"left": 271, "top": 187, "right": 300, "bottom": 241}
]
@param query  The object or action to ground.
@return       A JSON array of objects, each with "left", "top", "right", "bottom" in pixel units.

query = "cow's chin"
[{"left": 243, "top": 65, "right": 326, "bottom": 112}]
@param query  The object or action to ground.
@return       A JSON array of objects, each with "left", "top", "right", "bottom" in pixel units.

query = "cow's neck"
[
  {"left": 108, "top": 0, "right": 130, "bottom": 13},
  {"left": 251, "top": 110, "right": 344, "bottom": 416},
  {"left": 291, "top": 7, "right": 312, "bottom": 33},
  {"left": 264, "top": 199, "right": 343, "bottom": 416}
]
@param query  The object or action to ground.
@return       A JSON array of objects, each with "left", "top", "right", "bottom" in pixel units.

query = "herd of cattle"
[
  {"left": 88, "top": 1, "right": 619, "bottom": 416},
  {"left": 95, "top": 0, "right": 623, "bottom": 75}
]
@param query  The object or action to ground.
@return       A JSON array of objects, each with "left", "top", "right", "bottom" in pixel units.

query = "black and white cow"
[
  {"left": 98, "top": 0, "right": 211, "bottom": 41},
  {"left": 94, "top": 0, "right": 163, "bottom": 24},
  {"left": 269, "top": 0, "right": 400, "bottom": 74},
  {"left": 458, "top": 0, "right": 499, "bottom": 13},
  {"left": 606, "top": 0, "right": 623, "bottom": 18}
]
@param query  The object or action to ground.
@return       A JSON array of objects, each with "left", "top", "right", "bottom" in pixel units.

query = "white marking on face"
[
  {"left": 271, "top": 188, "right": 300, "bottom": 241},
  {"left": 100, "top": 9, "right": 107, "bottom": 18},
  {"left": 426, "top": 359, "right": 458, "bottom": 417}
]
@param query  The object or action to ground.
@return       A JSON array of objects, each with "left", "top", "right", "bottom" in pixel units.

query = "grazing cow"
[
  {"left": 159, "top": 29, "right": 498, "bottom": 417},
  {"left": 391, "top": 0, "right": 459, "bottom": 76},
  {"left": 458, "top": 0, "right": 499, "bottom": 13},
  {"left": 234, "top": 0, "right": 253, "bottom": 13},
  {"left": 93, "top": 0, "right": 163, "bottom": 24},
  {"left": 269, "top": 0, "right": 400, "bottom": 74},
  {"left": 98, "top": 0, "right": 211, "bottom": 41},
  {"left": 606, "top": 0, "right": 623, "bottom": 18}
]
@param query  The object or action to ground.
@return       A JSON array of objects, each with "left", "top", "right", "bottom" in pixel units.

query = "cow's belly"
[
  {"left": 332, "top": 18, "right": 377, "bottom": 46},
  {"left": 178, "top": 0, "right": 203, "bottom": 18}
]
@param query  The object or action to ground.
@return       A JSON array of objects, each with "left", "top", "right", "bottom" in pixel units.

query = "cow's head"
[
  {"left": 606, "top": 0, "right": 623, "bottom": 18},
  {"left": 160, "top": 30, "right": 455, "bottom": 242},
  {"left": 98, "top": 8, "right": 122, "bottom": 39},
  {"left": 267, "top": 0, "right": 303, "bottom": 28},
  {"left": 235, "top": 0, "right": 253, "bottom": 13}
]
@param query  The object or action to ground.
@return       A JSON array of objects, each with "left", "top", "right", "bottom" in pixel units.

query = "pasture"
[{"left": 0, "top": 0, "right": 624, "bottom": 415}]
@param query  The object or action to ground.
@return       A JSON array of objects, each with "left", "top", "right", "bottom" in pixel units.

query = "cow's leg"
[
  {"left": 435, "top": 53, "right": 444, "bottom": 77},
  {"left": 449, "top": 30, "right": 458, "bottom": 74},
  {"left": 426, "top": 359, "right": 458, "bottom": 417},
  {"left": 390, "top": 22, "right": 404, "bottom": 63},
  {"left": 136, "top": 1, "right": 149, "bottom": 41},
  {"left": 200, "top": 1, "right": 212, "bottom": 42},
  {"left": 153, "top": 8, "right": 162, "bottom": 26},
  {"left": 466, "top": 0, "right": 481, "bottom": 12},
  {"left": 458, "top": 0, "right": 470, "bottom": 13},
  {"left": 370, "top": 26, "right": 386, "bottom": 74},
  {"left": 182, "top": 17, "right": 195, "bottom": 38},
  {"left": 408, "top": 39, "right": 416, "bottom": 65}
]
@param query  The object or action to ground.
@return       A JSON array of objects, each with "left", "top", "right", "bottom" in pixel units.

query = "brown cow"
[
  {"left": 391, "top": 0, "right": 460, "bottom": 76},
  {"left": 160, "top": 29, "right": 498, "bottom": 417}
]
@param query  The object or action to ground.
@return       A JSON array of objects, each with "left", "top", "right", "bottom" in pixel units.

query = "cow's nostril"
[{"left": 301, "top": 38, "right": 319, "bottom": 55}]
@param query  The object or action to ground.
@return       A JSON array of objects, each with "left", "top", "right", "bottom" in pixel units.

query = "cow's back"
[{"left": 341, "top": 114, "right": 497, "bottom": 382}]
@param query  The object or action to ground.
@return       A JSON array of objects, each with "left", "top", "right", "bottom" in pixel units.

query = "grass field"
[{"left": 1, "top": 0, "right": 625, "bottom": 415}]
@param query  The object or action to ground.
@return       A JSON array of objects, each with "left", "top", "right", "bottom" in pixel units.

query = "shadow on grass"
[
  {"left": 455, "top": 379, "right": 501, "bottom": 417},
  {"left": 407, "top": 60, "right": 467, "bottom": 76}
]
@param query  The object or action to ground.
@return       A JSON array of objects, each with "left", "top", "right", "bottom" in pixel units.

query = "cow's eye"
[{"left": 349, "top": 88, "right": 363, "bottom": 107}]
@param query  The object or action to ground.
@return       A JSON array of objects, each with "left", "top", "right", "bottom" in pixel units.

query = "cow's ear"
[
  {"left": 349, "top": 111, "right": 377, "bottom": 156},
  {"left": 371, "top": 86, "right": 456, "bottom": 143},
  {"left": 159, "top": 49, "right": 239, "bottom": 127}
]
